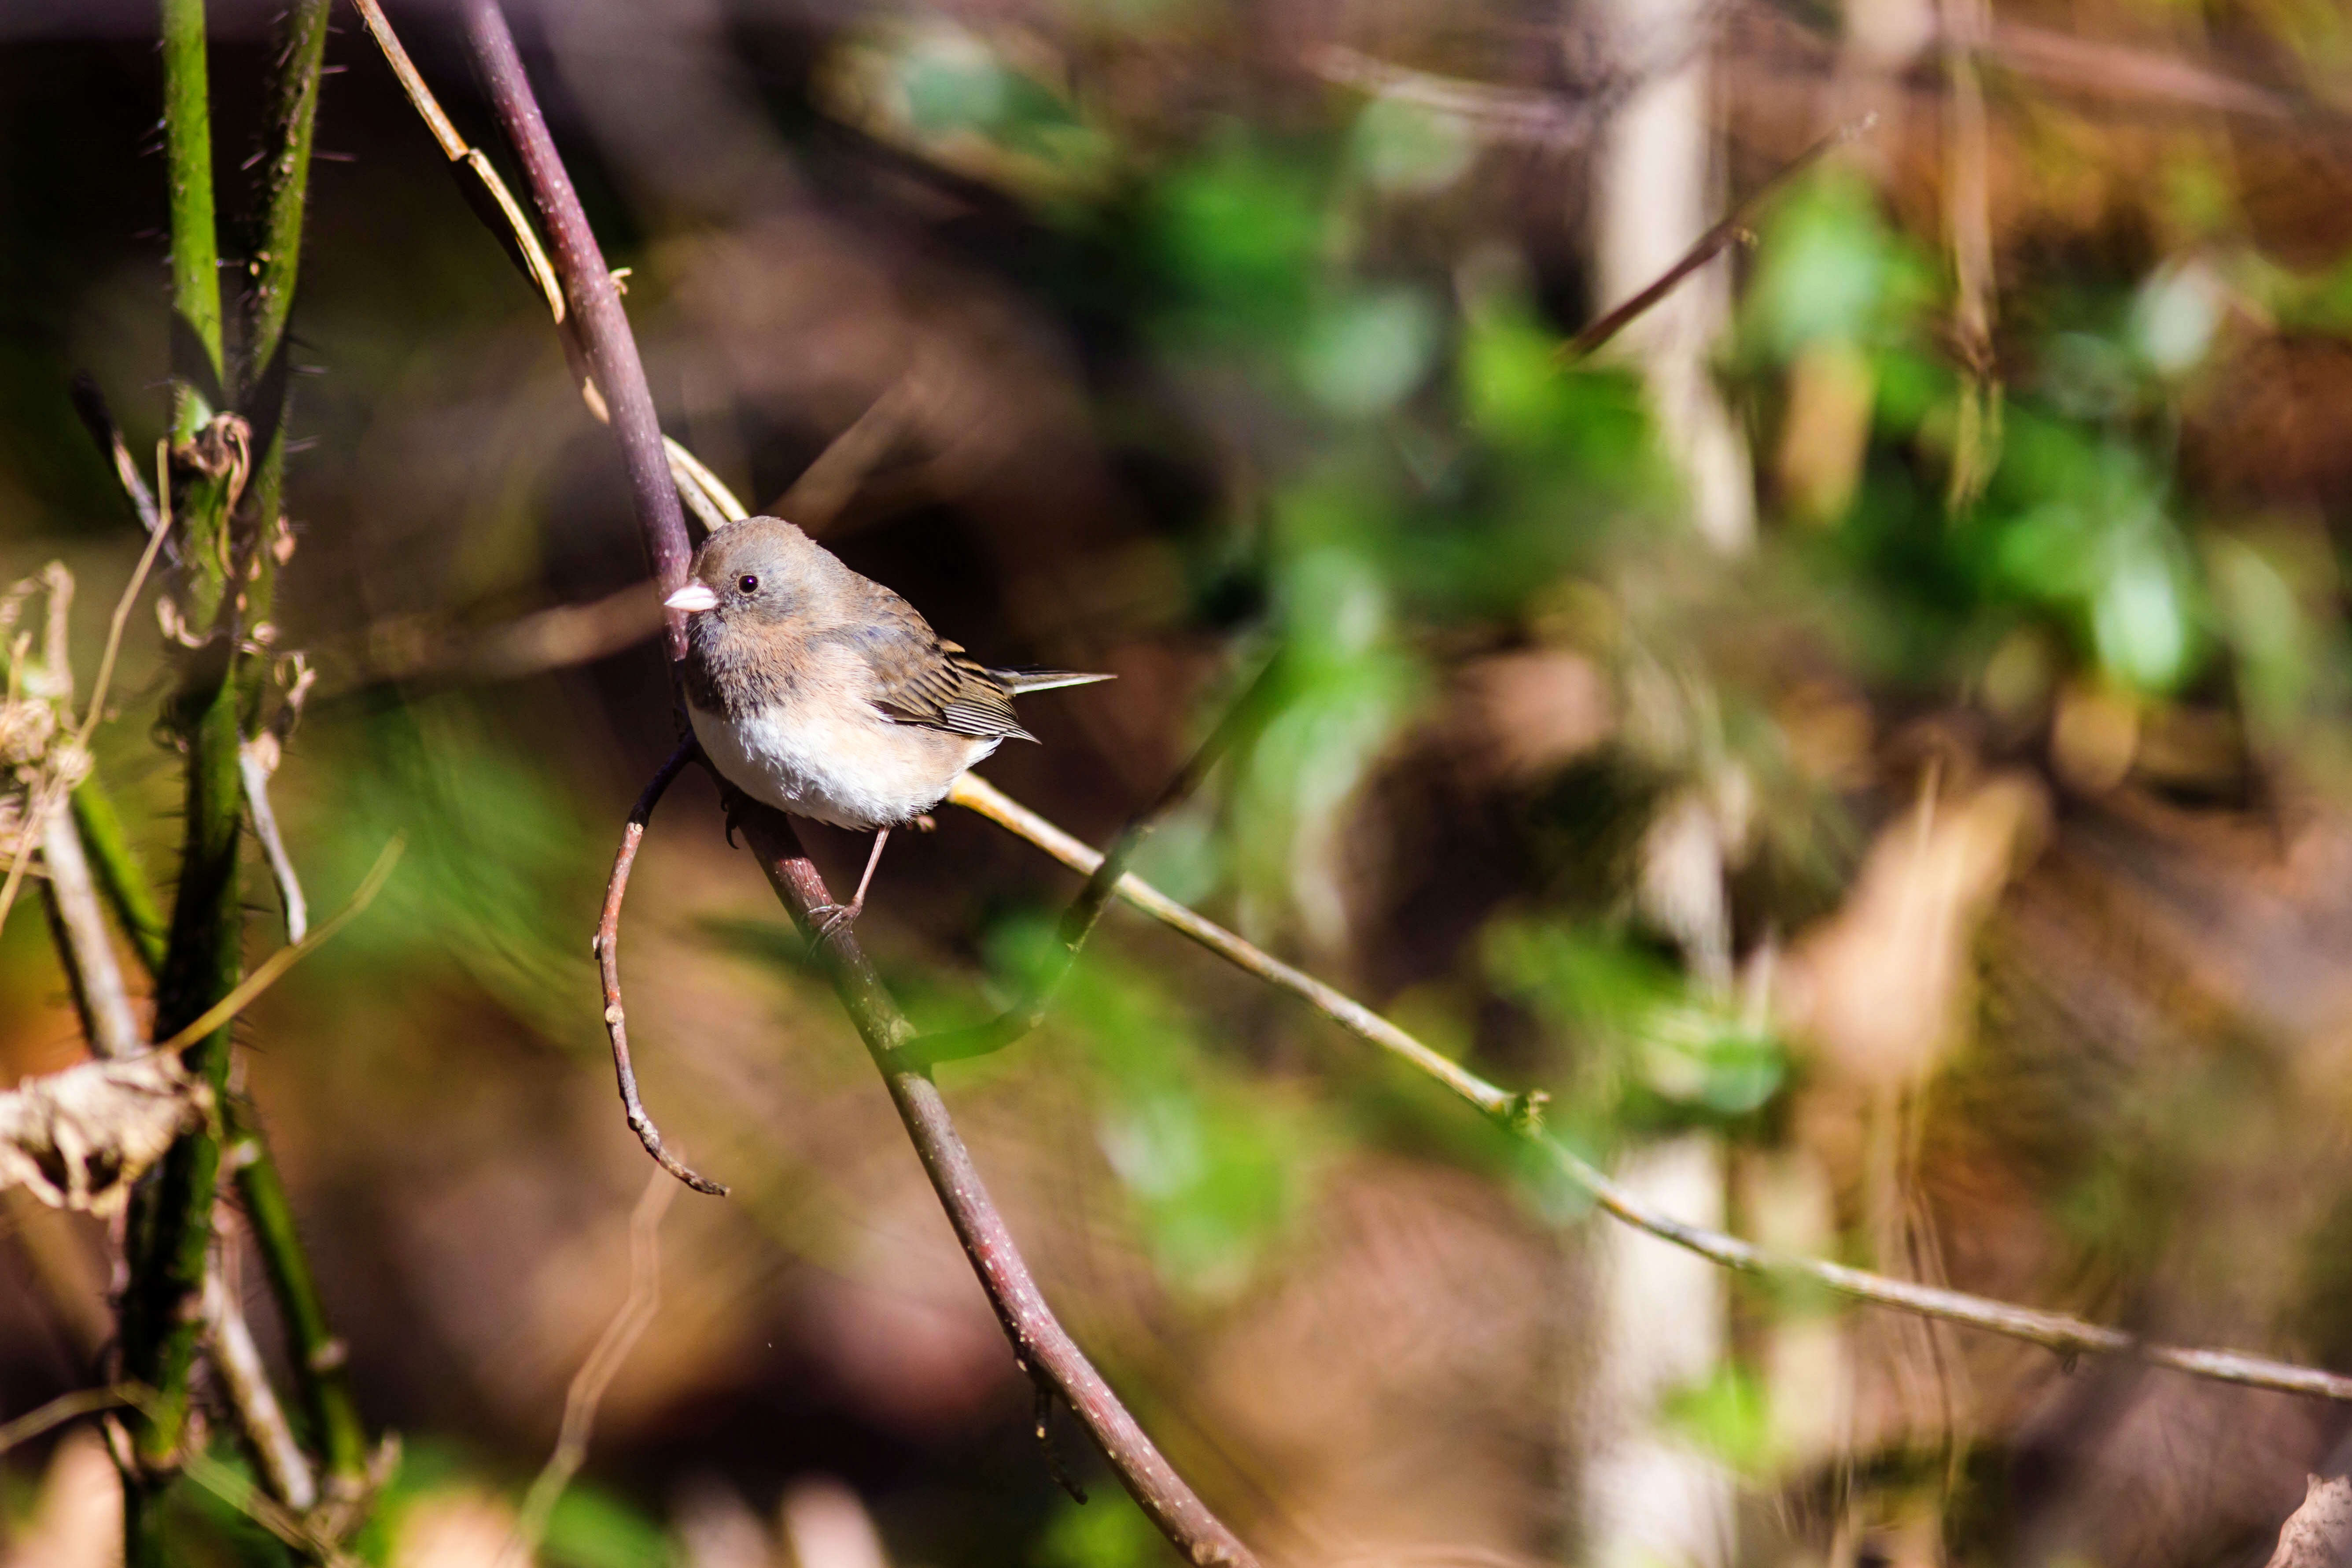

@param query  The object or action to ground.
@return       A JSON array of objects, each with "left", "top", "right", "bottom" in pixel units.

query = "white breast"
[{"left": 688, "top": 698, "right": 997, "bottom": 830}]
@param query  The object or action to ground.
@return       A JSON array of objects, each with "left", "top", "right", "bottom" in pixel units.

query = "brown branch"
[
  {"left": 736, "top": 800, "right": 1260, "bottom": 1568},
  {"left": 202, "top": 1235, "right": 318, "bottom": 1512},
  {"left": 594, "top": 740, "right": 725, "bottom": 1194},
  {"left": 1557, "top": 113, "right": 1876, "bottom": 364},
  {"left": 425, "top": 8, "right": 1259, "bottom": 1557},
  {"left": 944, "top": 771, "right": 2352, "bottom": 1405}
]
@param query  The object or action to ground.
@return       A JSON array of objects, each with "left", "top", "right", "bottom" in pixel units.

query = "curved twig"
[
  {"left": 594, "top": 740, "right": 725, "bottom": 1195},
  {"left": 945, "top": 772, "right": 2352, "bottom": 1405}
]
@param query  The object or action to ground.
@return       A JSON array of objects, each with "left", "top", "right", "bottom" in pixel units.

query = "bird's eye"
[{"left": 737, "top": 574, "right": 759, "bottom": 594}]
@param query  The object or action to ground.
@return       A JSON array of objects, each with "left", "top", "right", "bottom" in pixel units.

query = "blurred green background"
[{"left": 11, "top": 0, "right": 2352, "bottom": 1564}]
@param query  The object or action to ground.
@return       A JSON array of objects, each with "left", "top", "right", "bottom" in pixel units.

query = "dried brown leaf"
[{"left": 0, "top": 1054, "right": 211, "bottom": 1217}]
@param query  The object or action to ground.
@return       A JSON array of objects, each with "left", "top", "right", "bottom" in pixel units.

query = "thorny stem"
[
  {"left": 122, "top": 8, "right": 248, "bottom": 1520},
  {"left": 121, "top": 641, "right": 243, "bottom": 1536},
  {"left": 944, "top": 773, "right": 2352, "bottom": 1405},
  {"left": 161, "top": 0, "right": 222, "bottom": 441},
  {"left": 228, "top": 1123, "right": 370, "bottom": 1488},
  {"left": 86, "top": 802, "right": 377, "bottom": 1491},
  {"left": 119, "top": 3, "right": 366, "bottom": 1550},
  {"left": 72, "top": 778, "right": 167, "bottom": 974},
  {"left": 242, "top": 0, "right": 332, "bottom": 642}
]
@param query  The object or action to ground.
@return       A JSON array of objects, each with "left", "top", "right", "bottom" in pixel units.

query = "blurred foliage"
[{"left": 17, "top": 1, "right": 2352, "bottom": 1565}]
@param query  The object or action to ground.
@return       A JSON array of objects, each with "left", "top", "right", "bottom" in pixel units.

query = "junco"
[{"left": 664, "top": 516, "right": 1110, "bottom": 931}]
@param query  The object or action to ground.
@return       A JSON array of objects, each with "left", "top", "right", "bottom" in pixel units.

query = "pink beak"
[{"left": 664, "top": 583, "right": 719, "bottom": 613}]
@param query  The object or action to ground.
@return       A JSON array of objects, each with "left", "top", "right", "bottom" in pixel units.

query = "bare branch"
[
  {"left": 595, "top": 740, "right": 726, "bottom": 1194},
  {"left": 737, "top": 800, "right": 1261, "bottom": 1567},
  {"left": 239, "top": 741, "right": 308, "bottom": 944},
  {"left": 203, "top": 1239, "right": 318, "bottom": 1512},
  {"left": 1559, "top": 113, "right": 1875, "bottom": 365},
  {"left": 411, "top": 5, "right": 1255, "bottom": 1553},
  {"left": 945, "top": 771, "right": 2352, "bottom": 1405},
  {"left": 40, "top": 796, "right": 143, "bottom": 1059}
]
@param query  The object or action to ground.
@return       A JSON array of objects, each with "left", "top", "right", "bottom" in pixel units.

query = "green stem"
[
  {"left": 229, "top": 1118, "right": 369, "bottom": 1484},
  {"left": 244, "top": 0, "right": 330, "bottom": 638},
  {"left": 121, "top": 655, "right": 243, "bottom": 1480},
  {"left": 160, "top": 0, "right": 223, "bottom": 443},
  {"left": 71, "top": 778, "right": 168, "bottom": 975},
  {"left": 234, "top": 3, "right": 372, "bottom": 1493},
  {"left": 123, "top": 4, "right": 241, "bottom": 1542},
  {"left": 82, "top": 754, "right": 370, "bottom": 1491}
]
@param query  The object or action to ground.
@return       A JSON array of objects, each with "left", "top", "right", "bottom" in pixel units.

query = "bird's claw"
[{"left": 810, "top": 900, "right": 863, "bottom": 946}]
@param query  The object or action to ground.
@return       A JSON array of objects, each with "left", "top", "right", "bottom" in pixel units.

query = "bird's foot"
[{"left": 810, "top": 897, "right": 864, "bottom": 947}]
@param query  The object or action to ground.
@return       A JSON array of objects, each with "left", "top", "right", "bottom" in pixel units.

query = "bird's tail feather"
[{"left": 994, "top": 669, "right": 1116, "bottom": 694}]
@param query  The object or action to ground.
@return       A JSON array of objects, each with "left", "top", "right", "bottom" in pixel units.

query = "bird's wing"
[
  {"left": 839, "top": 590, "right": 1035, "bottom": 742},
  {"left": 992, "top": 669, "right": 1117, "bottom": 694}
]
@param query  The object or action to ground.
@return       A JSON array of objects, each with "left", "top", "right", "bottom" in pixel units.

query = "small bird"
[{"left": 664, "top": 517, "right": 1111, "bottom": 932}]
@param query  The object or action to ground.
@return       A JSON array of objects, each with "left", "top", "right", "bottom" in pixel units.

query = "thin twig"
[
  {"left": 1557, "top": 113, "right": 1876, "bottom": 364},
  {"left": 40, "top": 796, "right": 143, "bottom": 1059},
  {"left": 944, "top": 772, "right": 2352, "bottom": 1404},
  {"left": 345, "top": 0, "right": 568, "bottom": 325},
  {"left": 350, "top": 0, "right": 745, "bottom": 554},
  {"left": 498, "top": 1170, "right": 675, "bottom": 1568},
  {"left": 911, "top": 655, "right": 1277, "bottom": 1066},
  {"left": 153, "top": 836, "right": 402, "bottom": 1054},
  {"left": 240, "top": 741, "right": 309, "bottom": 944},
  {"left": 0, "top": 1385, "right": 134, "bottom": 1455},
  {"left": 68, "top": 376, "right": 164, "bottom": 539},
  {"left": 203, "top": 1241, "right": 318, "bottom": 1511},
  {"left": 77, "top": 495, "right": 174, "bottom": 755},
  {"left": 595, "top": 741, "right": 726, "bottom": 1194},
  {"left": 0, "top": 512, "right": 174, "bottom": 943}
]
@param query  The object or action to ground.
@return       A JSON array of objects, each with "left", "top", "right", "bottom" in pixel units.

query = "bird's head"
[{"left": 665, "top": 516, "right": 828, "bottom": 632}]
